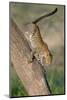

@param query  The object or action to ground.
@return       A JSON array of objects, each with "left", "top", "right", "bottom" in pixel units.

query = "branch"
[{"left": 10, "top": 18, "right": 51, "bottom": 96}]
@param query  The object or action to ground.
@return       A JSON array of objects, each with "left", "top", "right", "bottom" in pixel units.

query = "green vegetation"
[
  {"left": 10, "top": 66, "right": 28, "bottom": 97},
  {"left": 47, "top": 68, "right": 64, "bottom": 94}
]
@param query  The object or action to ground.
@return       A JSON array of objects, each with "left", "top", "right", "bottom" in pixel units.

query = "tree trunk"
[{"left": 10, "top": 18, "right": 51, "bottom": 96}]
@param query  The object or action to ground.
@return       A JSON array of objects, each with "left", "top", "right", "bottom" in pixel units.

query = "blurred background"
[{"left": 10, "top": 2, "right": 65, "bottom": 96}]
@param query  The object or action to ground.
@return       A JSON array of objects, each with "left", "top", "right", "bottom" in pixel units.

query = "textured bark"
[{"left": 10, "top": 18, "right": 51, "bottom": 96}]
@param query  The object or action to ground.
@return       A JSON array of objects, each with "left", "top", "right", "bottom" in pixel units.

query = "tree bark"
[{"left": 10, "top": 18, "right": 51, "bottom": 96}]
